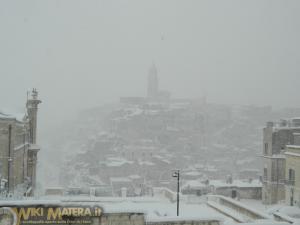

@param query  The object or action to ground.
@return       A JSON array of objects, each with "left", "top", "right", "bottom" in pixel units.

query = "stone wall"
[
  {"left": 147, "top": 219, "right": 221, "bottom": 225},
  {"left": 0, "top": 120, "right": 11, "bottom": 188},
  {"left": 211, "top": 195, "right": 269, "bottom": 221},
  {"left": 285, "top": 146, "right": 300, "bottom": 206},
  {"left": 0, "top": 120, "right": 29, "bottom": 193},
  {"left": 215, "top": 186, "right": 262, "bottom": 200},
  {"left": 100, "top": 213, "right": 145, "bottom": 225}
]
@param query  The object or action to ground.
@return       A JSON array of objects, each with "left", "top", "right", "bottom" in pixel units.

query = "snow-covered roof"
[
  {"left": 45, "top": 186, "right": 64, "bottom": 190},
  {"left": 274, "top": 126, "right": 300, "bottom": 131},
  {"left": 2, "top": 196, "right": 286, "bottom": 224},
  {"left": 138, "top": 160, "right": 155, "bottom": 166},
  {"left": 285, "top": 152, "right": 300, "bottom": 157},
  {"left": 286, "top": 145, "right": 300, "bottom": 149},
  {"left": 100, "top": 157, "right": 134, "bottom": 167},
  {"left": 276, "top": 206, "right": 300, "bottom": 218},
  {"left": 209, "top": 179, "right": 262, "bottom": 188},
  {"left": 208, "top": 195, "right": 271, "bottom": 221},
  {"left": 285, "top": 145, "right": 300, "bottom": 157},
  {"left": 263, "top": 154, "right": 286, "bottom": 159},
  {"left": 0, "top": 197, "right": 223, "bottom": 220},
  {"left": 182, "top": 180, "right": 206, "bottom": 189},
  {"left": 110, "top": 177, "right": 131, "bottom": 183},
  {"left": 183, "top": 171, "right": 202, "bottom": 176},
  {"left": 0, "top": 109, "right": 25, "bottom": 122},
  {"left": 271, "top": 206, "right": 300, "bottom": 224},
  {"left": 0, "top": 112, "right": 14, "bottom": 119},
  {"left": 291, "top": 117, "right": 300, "bottom": 120},
  {"left": 128, "top": 174, "right": 141, "bottom": 180}
]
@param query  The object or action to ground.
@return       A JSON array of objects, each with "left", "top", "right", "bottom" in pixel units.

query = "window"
[
  {"left": 289, "top": 169, "right": 295, "bottom": 185},
  {"left": 264, "top": 168, "right": 268, "bottom": 181},
  {"left": 264, "top": 143, "right": 268, "bottom": 155}
]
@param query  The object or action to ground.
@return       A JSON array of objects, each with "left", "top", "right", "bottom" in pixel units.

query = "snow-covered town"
[
  {"left": 1, "top": 69, "right": 300, "bottom": 225},
  {"left": 1, "top": 1, "right": 300, "bottom": 225}
]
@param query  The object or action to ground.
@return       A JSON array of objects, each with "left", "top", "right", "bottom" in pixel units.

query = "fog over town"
[{"left": 1, "top": 1, "right": 300, "bottom": 225}]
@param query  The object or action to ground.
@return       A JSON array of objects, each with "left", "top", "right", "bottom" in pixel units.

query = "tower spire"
[{"left": 147, "top": 63, "right": 159, "bottom": 99}]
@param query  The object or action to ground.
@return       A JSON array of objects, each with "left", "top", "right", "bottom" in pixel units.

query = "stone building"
[
  {"left": 285, "top": 145, "right": 300, "bottom": 207},
  {"left": 262, "top": 118, "right": 300, "bottom": 204},
  {"left": 0, "top": 89, "right": 41, "bottom": 196}
]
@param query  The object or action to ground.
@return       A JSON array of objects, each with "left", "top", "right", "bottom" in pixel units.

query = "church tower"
[
  {"left": 147, "top": 63, "right": 159, "bottom": 99},
  {"left": 26, "top": 88, "right": 42, "bottom": 144},
  {"left": 26, "top": 88, "right": 41, "bottom": 192}
]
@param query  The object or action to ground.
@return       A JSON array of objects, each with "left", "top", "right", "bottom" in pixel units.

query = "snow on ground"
[
  {"left": 238, "top": 199, "right": 300, "bottom": 224},
  {"left": 240, "top": 199, "right": 277, "bottom": 212},
  {"left": 0, "top": 196, "right": 237, "bottom": 224},
  {"left": 268, "top": 205, "right": 300, "bottom": 224},
  {"left": 2, "top": 195, "right": 298, "bottom": 225},
  {"left": 240, "top": 222, "right": 289, "bottom": 225},
  {"left": 3, "top": 195, "right": 299, "bottom": 225}
]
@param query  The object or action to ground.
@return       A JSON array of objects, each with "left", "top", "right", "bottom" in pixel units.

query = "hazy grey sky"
[{"left": 1, "top": 0, "right": 300, "bottom": 127}]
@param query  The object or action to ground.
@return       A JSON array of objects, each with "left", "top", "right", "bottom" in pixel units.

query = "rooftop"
[
  {"left": 285, "top": 145, "right": 300, "bottom": 157},
  {"left": 209, "top": 179, "right": 262, "bottom": 188},
  {"left": 286, "top": 145, "right": 300, "bottom": 149},
  {"left": 263, "top": 154, "right": 286, "bottom": 159},
  {"left": 0, "top": 110, "right": 25, "bottom": 122},
  {"left": 0, "top": 196, "right": 233, "bottom": 224},
  {"left": 182, "top": 179, "right": 262, "bottom": 189}
]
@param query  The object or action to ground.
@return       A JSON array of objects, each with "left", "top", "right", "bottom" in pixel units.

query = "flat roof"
[
  {"left": 286, "top": 145, "right": 300, "bottom": 149},
  {"left": 0, "top": 197, "right": 228, "bottom": 223}
]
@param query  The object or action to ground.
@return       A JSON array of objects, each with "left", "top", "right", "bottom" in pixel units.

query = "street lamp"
[{"left": 172, "top": 170, "right": 180, "bottom": 216}]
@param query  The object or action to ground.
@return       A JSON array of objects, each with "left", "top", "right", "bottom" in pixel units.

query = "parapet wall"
[
  {"left": 207, "top": 195, "right": 270, "bottom": 221},
  {"left": 100, "top": 213, "right": 145, "bottom": 225},
  {"left": 147, "top": 219, "right": 221, "bottom": 225},
  {"left": 0, "top": 203, "right": 222, "bottom": 225}
]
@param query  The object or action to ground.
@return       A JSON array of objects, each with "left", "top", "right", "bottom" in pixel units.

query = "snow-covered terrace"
[
  {"left": 0, "top": 196, "right": 233, "bottom": 224},
  {"left": 1, "top": 195, "right": 296, "bottom": 225}
]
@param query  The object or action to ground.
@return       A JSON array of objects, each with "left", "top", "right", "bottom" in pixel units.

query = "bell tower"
[
  {"left": 26, "top": 88, "right": 42, "bottom": 144},
  {"left": 147, "top": 63, "right": 159, "bottom": 99},
  {"left": 26, "top": 89, "right": 41, "bottom": 193}
]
